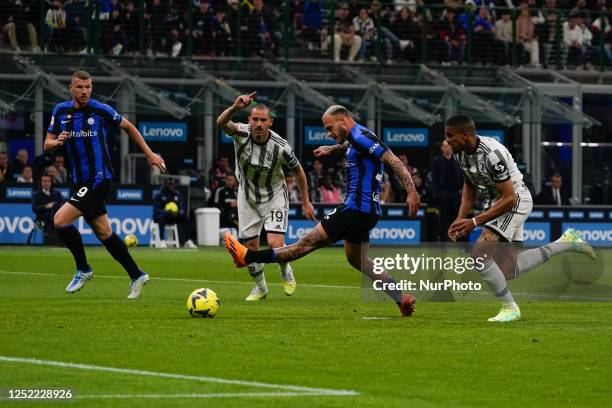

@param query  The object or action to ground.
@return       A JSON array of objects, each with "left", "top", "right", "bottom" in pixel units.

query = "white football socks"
[
  {"left": 247, "top": 263, "right": 267, "bottom": 290},
  {"left": 279, "top": 262, "right": 293, "bottom": 280},
  {"left": 514, "top": 242, "right": 573, "bottom": 278},
  {"left": 478, "top": 257, "right": 516, "bottom": 307}
]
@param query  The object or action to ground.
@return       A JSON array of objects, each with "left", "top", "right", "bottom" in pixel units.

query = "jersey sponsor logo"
[
  {"left": 383, "top": 128, "right": 429, "bottom": 147},
  {"left": 69, "top": 130, "right": 98, "bottom": 138},
  {"left": 139, "top": 122, "right": 188, "bottom": 142},
  {"left": 6, "top": 187, "right": 33, "bottom": 199},
  {"left": 369, "top": 143, "right": 380, "bottom": 155}
]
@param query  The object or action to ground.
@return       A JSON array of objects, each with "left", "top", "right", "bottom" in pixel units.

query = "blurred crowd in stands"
[{"left": 2, "top": 0, "right": 611, "bottom": 67}]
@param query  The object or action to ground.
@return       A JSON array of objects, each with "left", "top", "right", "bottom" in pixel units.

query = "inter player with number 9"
[{"left": 44, "top": 70, "right": 166, "bottom": 299}]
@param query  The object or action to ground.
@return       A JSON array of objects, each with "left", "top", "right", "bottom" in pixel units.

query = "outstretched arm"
[
  {"left": 381, "top": 150, "right": 420, "bottom": 218},
  {"left": 313, "top": 142, "right": 349, "bottom": 157},
  {"left": 119, "top": 119, "right": 166, "bottom": 172},
  {"left": 217, "top": 92, "right": 256, "bottom": 135}
]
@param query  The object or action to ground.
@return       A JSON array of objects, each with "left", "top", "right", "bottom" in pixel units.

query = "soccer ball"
[
  {"left": 124, "top": 234, "right": 138, "bottom": 247},
  {"left": 164, "top": 201, "right": 179, "bottom": 214},
  {"left": 187, "top": 288, "right": 220, "bottom": 318}
]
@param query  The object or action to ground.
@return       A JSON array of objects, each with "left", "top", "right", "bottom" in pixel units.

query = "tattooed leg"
[{"left": 245, "top": 224, "right": 331, "bottom": 264}]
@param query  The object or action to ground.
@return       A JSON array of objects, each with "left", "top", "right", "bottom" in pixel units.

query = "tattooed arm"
[
  {"left": 313, "top": 142, "right": 349, "bottom": 157},
  {"left": 381, "top": 150, "right": 420, "bottom": 218}
]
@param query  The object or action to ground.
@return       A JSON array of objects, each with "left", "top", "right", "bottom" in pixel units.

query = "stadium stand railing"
[{"left": 0, "top": 0, "right": 610, "bottom": 71}]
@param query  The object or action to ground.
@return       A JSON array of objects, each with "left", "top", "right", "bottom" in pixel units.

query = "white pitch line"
[
  {"left": 0, "top": 356, "right": 358, "bottom": 397},
  {"left": 75, "top": 392, "right": 339, "bottom": 399},
  {"left": 0, "top": 270, "right": 360, "bottom": 290}
]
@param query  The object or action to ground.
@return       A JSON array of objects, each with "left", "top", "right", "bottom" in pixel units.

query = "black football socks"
[
  {"left": 245, "top": 248, "right": 277, "bottom": 264},
  {"left": 56, "top": 225, "right": 90, "bottom": 272},
  {"left": 101, "top": 233, "right": 141, "bottom": 280}
]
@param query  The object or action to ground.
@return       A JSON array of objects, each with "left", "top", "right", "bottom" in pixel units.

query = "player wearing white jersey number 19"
[
  {"left": 446, "top": 114, "right": 596, "bottom": 322},
  {"left": 217, "top": 92, "right": 317, "bottom": 301}
]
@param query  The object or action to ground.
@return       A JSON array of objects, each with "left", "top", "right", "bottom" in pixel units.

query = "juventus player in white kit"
[
  {"left": 217, "top": 92, "right": 316, "bottom": 301},
  {"left": 445, "top": 115, "right": 596, "bottom": 322}
]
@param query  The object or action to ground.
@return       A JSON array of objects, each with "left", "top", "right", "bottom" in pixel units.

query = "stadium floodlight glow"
[
  {"left": 98, "top": 57, "right": 190, "bottom": 119},
  {"left": 341, "top": 66, "right": 441, "bottom": 126},
  {"left": 12, "top": 55, "right": 72, "bottom": 100},
  {"left": 498, "top": 68, "right": 601, "bottom": 128},
  {"left": 419, "top": 65, "right": 521, "bottom": 127},
  {"left": 180, "top": 60, "right": 242, "bottom": 103}
]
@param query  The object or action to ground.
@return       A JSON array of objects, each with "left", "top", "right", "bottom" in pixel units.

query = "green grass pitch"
[{"left": 1, "top": 246, "right": 611, "bottom": 407}]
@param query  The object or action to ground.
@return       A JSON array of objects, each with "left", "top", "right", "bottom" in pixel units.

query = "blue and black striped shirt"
[
  {"left": 344, "top": 124, "right": 388, "bottom": 215},
  {"left": 48, "top": 99, "right": 121, "bottom": 187}
]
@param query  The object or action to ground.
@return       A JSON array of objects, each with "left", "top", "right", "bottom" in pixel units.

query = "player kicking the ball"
[
  {"left": 217, "top": 93, "right": 316, "bottom": 301},
  {"left": 445, "top": 114, "right": 596, "bottom": 322},
  {"left": 45, "top": 70, "right": 166, "bottom": 298},
  {"left": 225, "top": 105, "right": 421, "bottom": 316}
]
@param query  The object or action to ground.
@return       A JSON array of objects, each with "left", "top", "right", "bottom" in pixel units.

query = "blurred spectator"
[
  {"left": 3, "top": 0, "right": 40, "bottom": 52},
  {"left": 0, "top": 151, "right": 9, "bottom": 183},
  {"left": 517, "top": 2, "right": 540, "bottom": 67},
  {"left": 495, "top": 10, "right": 513, "bottom": 64},
  {"left": 285, "top": 172, "right": 301, "bottom": 203},
  {"left": 469, "top": 6, "right": 496, "bottom": 64},
  {"left": 591, "top": 13, "right": 612, "bottom": 65},
  {"left": 563, "top": 13, "right": 592, "bottom": 67},
  {"left": 412, "top": 170, "right": 433, "bottom": 204},
  {"left": 122, "top": 1, "right": 139, "bottom": 54},
  {"left": 193, "top": 0, "right": 214, "bottom": 55},
  {"left": 536, "top": 174, "right": 569, "bottom": 205},
  {"left": 307, "top": 158, "right": 324, "bottom": 202},
  {"left": 431, "top": 140, "right": 463, "bottom": 242},
  {"left": 212, "top": 8, "right": 232, "bottom": 56},
  {"left": 214, "top": 172, "right": 239, "bottom": 228},
  {"left": 16, "top": 165, "right": 33, "bottom": 183},
  {"left": 164, "top": 1, "right": 186, "bottom": 57},
  {"left": 10, "top": 148, "right": 29, "bottom": 179},
  {"left": 45, "top": 0, "right": 68, "bottom": 52},
  {"left": 101, "top": 0, "right": 125, "bottom": 54},
  {"left": 320, "top": 175, "right": 342, "bottom": 203},
  {"left": 380, "top": 174, "right": 394, "bottom": 203},
  {"left": 570, "top": 0, "right": 592, "bottom": 26},
  {"left": 247, "top": 0, "right": 281, "bottom": 57},
  {"left": 152, "top": 178, "right": 197, "bottom": 249},
  {"left": 31, "top": 174, "right": 64, "bottom": 231},
  {"left": 302, "top": 0, "right": 324, "bottom": 51},
  {"left": 209, "top": 156, "right": 233, "bottom": 191},
  {"left": 145, "top": 0, "right": 169, "bottom": 56},
  {"left": 436, "top": 7, "right": 465, "bottom": 63},
  {"left": 323, "top": 2, "right": 362, "bottom": 62},
  {"left": 45, "top": 165, "right": 61, "bottom": 184},
  {"left": 389, "top": 7, "right": 419, "bottom": 62},
  {"left": 64, "top": 0, "right": 87, "bottom": 51},
  {"left": 353, "top": 8, "right": 376, "bottom": 60},
  {"left": 540, "top": 0, "right": 559, "bottom": 67}
]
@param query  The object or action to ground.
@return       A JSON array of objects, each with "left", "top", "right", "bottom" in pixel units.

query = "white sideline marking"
[
  {"left": 0, "top": 356, "right": 358, "bottom": 397},
  {"left": 76, "top": 392, "right": 336, "bottom": 399},
  {"left": 358, "top": 317, "right": 390, "bottom": 320},
  {"left": 0, "top": 270, "right": 360, "bottom": 290}
]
